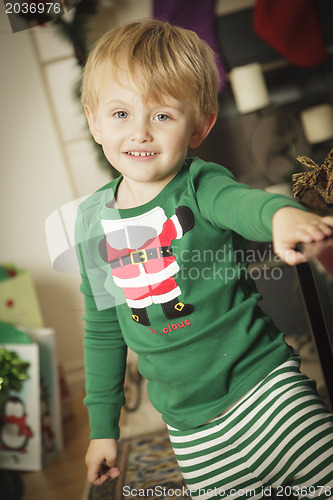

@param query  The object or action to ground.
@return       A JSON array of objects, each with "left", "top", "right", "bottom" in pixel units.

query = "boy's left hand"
[{"left": 272, "top": 206, "right": 333, "bottom": 265}]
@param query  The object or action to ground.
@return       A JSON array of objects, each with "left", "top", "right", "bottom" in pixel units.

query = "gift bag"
[
  {"left": 0, "top": 266, "right": 44, "bottom": 328},
  {"left": 0, "top": 323, "right": 63, "bottom": 471}
]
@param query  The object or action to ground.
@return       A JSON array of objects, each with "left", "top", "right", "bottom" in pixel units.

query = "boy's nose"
[{"left": 131, "top": 119, "right": 153, "bottom": 143}]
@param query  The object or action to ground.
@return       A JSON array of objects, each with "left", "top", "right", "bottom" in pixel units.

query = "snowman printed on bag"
[{"left": 0, "top": 396, "right": 33, "bottom": 453}]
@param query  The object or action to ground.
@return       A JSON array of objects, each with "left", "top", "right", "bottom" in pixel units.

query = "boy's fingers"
[
  {"left": 308, "top": 222, "right": 333, "bottom": 239},
  {"left": 87, "top": 467, "right": 105, "bottom": 485},
  {"left": 322, "top": 216, "right": 333, "bottom": 226},
  {"left": 87, "top": 464, "right": 120, "bottom": 486},
  {"left": 109, "top": 466, "right": 121, "bottom": 480},
  {"left": 275, "top": 246, "right": 307, "bottom": 266},
  {"left": 295, "top": 224, "right": 331, "bottom": 243}
]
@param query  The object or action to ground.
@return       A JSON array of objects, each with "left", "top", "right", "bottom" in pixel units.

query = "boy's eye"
[
  {"left": 155, "top": 114, "right": 169, "bottom": 122},
  {"left": 115, "top": 111, "right": 128, "bottom": 119}
]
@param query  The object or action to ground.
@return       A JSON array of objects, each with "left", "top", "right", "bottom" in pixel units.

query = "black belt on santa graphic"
[{"left": 109, "top": 246, "right": 173, "bottom": 269}]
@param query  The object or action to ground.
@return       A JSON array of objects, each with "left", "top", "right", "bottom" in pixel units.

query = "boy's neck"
[{"left": 115, "top": 172, "right": 180, "bottom": 209}]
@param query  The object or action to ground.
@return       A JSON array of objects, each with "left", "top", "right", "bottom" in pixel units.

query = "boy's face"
[{"left": 85, "top": 69, "right": 216, "bottom": 191}]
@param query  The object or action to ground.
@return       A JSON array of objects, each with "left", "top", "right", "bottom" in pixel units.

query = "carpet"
[{"left": 87, "top": 429, "right": 188, "bottom": 500}]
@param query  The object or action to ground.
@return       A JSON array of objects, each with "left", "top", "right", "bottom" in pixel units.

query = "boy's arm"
[
  {"left": 193, "top": 162, "right": 305, "bottom": 241},
  {"left": 272, "top": 206, "right": 333, "bottom": 265},
  {"left": 75, "top": 200, "right": 127, "bottom": 484},
  {"left": 80, "top": 260, "right": 127, "bottom": 484},
  {"left": 76, "top": 239, "right": 127, "bottom": 440},
  {"left": 193, "top": 162, "right": 333, "bottom": 248},
  {"left": 75, "top": 205, "right": 127, "bottom": 440}
]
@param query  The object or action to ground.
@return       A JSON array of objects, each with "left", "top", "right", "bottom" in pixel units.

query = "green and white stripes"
[{"left": 168, "top": 358, "right": 333, "bottom": 499}]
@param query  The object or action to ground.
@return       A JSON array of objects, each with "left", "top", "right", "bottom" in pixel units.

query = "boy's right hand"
[{"left": 85, "top": 438, "right": 120, "bottom": 485}]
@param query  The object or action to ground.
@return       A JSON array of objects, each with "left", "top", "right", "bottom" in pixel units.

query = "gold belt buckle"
[{"left": 130, "top": 249, "right": 148, "bottom": 265}]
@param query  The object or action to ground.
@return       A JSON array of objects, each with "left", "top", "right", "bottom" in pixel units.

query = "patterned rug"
[{"left": 87, "top": 429, "right": 188, "bottom": 500}]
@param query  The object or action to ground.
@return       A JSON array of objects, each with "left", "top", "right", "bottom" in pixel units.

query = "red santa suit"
[{"left": 101, "top": 207, "right": 184, "bottom": 309}]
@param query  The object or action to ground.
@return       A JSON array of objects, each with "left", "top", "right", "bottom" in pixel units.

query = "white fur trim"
[
  {"left": 170, "top": 214, "right": 183, "bottom": 239},
  {"left": 101, "top": 207, "right": 167, "bottom": 235},
  {"left": 152, "top": 287, "right": 181, "bottom": 304},
  {"left": 126, "top": 286, "right": 181, "bottom": 308},
  {"left": 126, "top": 296, "right": 153, "bottom": 308}
]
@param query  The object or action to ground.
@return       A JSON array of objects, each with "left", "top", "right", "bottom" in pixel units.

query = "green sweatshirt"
[{"left": 75, "top": 157, "right": 303, "bottom": 439}]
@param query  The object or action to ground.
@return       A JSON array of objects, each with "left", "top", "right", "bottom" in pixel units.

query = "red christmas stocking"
[{"left": 253, "top": 0, "right": 326, "bottom": 67}]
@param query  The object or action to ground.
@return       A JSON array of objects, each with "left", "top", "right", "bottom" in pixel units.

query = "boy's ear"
[
  {"left": 189, "top": 112, "right": 217, "bottom": 149},
  {"left": 84, "top": 105, "right": 102, "bottom": 144}
]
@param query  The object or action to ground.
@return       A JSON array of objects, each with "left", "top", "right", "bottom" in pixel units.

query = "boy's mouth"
[{"left": 125, "top": 151, "right": 157, "bottom": 157}]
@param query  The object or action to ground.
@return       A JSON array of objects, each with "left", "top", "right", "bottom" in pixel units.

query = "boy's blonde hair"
[{"left": 81, "top": 18, "right": 220, "bottom": 121}]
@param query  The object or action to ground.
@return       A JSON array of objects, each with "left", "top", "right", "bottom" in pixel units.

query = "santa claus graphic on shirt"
[{"left": 99, "top": 206, "right": 194, "bottom": 326}]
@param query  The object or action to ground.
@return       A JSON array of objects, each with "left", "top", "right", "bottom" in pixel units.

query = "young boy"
[{"left": 76, "top": 19, "right": 333, "bottom": 498}]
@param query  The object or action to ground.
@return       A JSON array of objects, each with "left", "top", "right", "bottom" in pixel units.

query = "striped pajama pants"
[{"left": 168, "top": 357, "right": 333, "bottom": 500}]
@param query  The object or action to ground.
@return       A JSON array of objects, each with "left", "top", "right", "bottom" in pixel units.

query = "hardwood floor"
[{"left": 21, "top": 397, "right": 90, "bottom": 500}]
